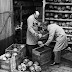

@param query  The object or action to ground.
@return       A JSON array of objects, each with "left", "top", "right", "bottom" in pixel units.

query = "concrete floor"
[
  {"left": 0, "top": 59, "right": 72, "bottom": 72},
  {"left": 42, "top": 52, "right": 72, "bottom": 72},
  {"left": 42, "top": 58, "right": 72, "bottom": 72},
  {"left": 1, "top": 52, "right": 72, "bottom": 72}
]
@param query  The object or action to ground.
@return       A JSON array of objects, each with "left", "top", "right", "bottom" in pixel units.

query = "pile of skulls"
[{"left": 18, "top": 58, "right": 41, "bottom": 72}]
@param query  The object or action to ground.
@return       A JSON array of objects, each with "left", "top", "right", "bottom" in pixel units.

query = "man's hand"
[
  {"left": 38, "top": 41, "right": 44, "bottom": 47},
  {"left": 40, "top": 44, "right": 44, "bottom": 47},
  {"left": 38, "top": 34, "right": 42, "bottom": 39},
  {"left": 34, "top": 33, "right": 42, "bottom": 39},
  {"left": 38, "top": 22, "right": 41, "bottom": 26},
  {"left": 34, "top": 33, "right": 39, "bottom": 37}
]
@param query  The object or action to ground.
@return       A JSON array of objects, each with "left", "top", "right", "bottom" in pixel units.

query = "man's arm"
[{"left": 44, "top": 26, "right": 55, "bottom": 46}]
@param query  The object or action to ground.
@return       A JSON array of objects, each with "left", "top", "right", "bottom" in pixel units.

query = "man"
[
  {"left": 42, "top": 23, "right": 68, "bottom": 65},
  {"left": 26, "top": 11, "right": 42, "bottom": 60}
]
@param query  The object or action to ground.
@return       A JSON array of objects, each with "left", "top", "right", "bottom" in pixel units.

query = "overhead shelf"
[
  {"left": 45, "top": 10, "right": 72, "bottom": 13},
  {"left": 61, "top": 27, "right": 72, "bottom": 29},
  {"left": 46, "top": 2, "right": 72, "bottom": 5},
  {"left": 45, "top": 18, "right": 72, "bottom": 21},
  {"left": 68, "top": 42, "right": 72, "bottom": 44}
]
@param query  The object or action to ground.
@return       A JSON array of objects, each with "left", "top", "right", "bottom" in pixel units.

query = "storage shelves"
[
  {"left": 45, "top": 10, "right": 72, "bottom": 13},
  {"left": 45, "top": 18, "right": 72, "bottom": 21},
  {"left": 43, "top": 0, "right": 72, "bottom": 44}
]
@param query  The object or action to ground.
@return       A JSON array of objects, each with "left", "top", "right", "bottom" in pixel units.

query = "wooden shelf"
[
  {"left": 45, "top": 18, "right": 72, "bottom": 21},
  {"left": 68, "top": 42, "right": 72, "bottom": 44},
  {"left": 45, "top": 10, "right": 72, "bottom": 13},
  {"left": 67, "top": 35, "right": 72, "bottom": 36},
  {"left": 46, "top": 2, "right": 72, "bottom": 5},
  {"left": 61, "top": 27, "right": 72, "bottom": 29}
]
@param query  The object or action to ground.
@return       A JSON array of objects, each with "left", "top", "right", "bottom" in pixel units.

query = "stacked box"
[{"left": 32, "top": 46, "right": 52, "bottom": 66}]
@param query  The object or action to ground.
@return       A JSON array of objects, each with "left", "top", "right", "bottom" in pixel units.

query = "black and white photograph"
[{"left": 0, "top": 0, "right": 72, "bottom": 72}]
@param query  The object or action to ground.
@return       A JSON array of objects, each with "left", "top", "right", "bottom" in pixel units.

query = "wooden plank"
[{"left": 0, "top": 0, "right": 10, "bottom": 13}]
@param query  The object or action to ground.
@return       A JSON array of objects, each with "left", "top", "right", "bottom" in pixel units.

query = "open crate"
[
  {"left": 32, "top": 45, "right": 52, "bottom": 66},
  {"left": 5, "top": 44, "right": 26, "bottom": 57},
  {"left": 5, "top": 44, "right": 26, "bottom": 69},
  {"left": 0, "top": 58, "right": 11, "bottom": 72}
]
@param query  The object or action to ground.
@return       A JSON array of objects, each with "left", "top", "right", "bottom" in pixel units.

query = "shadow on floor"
[{"left": 42, "top": 58, "right": 72, "bottom": 72}]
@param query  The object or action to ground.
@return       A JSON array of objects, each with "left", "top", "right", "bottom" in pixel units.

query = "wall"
[{"left": 0, "top": 0, "right": 14, "bottom": 55}]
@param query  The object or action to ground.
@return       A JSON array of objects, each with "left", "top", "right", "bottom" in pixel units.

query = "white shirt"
[{"left": 26, "top": 14, "right": 38, "bottom": 45}]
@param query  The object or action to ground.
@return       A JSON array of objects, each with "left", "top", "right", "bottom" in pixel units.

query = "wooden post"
[{"left": 42, "top": 0, "right": 46, "bottom": 22}]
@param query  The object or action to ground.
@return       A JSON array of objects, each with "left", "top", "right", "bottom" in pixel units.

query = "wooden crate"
[
  {"left": 5, "top": 44, "right": 26, "bottom": 57},
  {"left": 5, "top": 44, "right": 26, "bottom": 69},
  {"left": 32, "top": 46, "right": 52, "bottom": 66},
  {"left": 0, "top": 59, "right": 11, "bottom": 72}
]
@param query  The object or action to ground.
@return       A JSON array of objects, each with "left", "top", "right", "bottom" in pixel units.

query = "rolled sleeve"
[{"left": 45, "top": 26, "right": 55, "bottom": 46}]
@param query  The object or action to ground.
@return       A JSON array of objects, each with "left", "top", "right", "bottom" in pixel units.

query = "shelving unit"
[
  {"left": 45, "top": 18, "right": 72, "bottom": 21},
  {"left": 62, "top": 27, "right": 72, "bottom": 29},
  {"left": 42, "top": 0, "right": 72, "bottom": 44},
  {"left": 45, "top": 10, "right": 72, "bottom": 13}
]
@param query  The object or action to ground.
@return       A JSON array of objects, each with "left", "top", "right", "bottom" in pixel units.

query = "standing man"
[
  {"left": 42, "top": 23, "right": 68, "bottom": 65},
  {"left": 26, "top": 11, "right": 42, "bottom": 60}
]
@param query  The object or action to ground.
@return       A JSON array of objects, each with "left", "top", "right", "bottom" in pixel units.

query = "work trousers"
[
  {"left": 26, "top": 44, "right": 39, "bottom": 60},
  {"left": 54, "top": 51, "right": 61, "bottom": 63}
]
